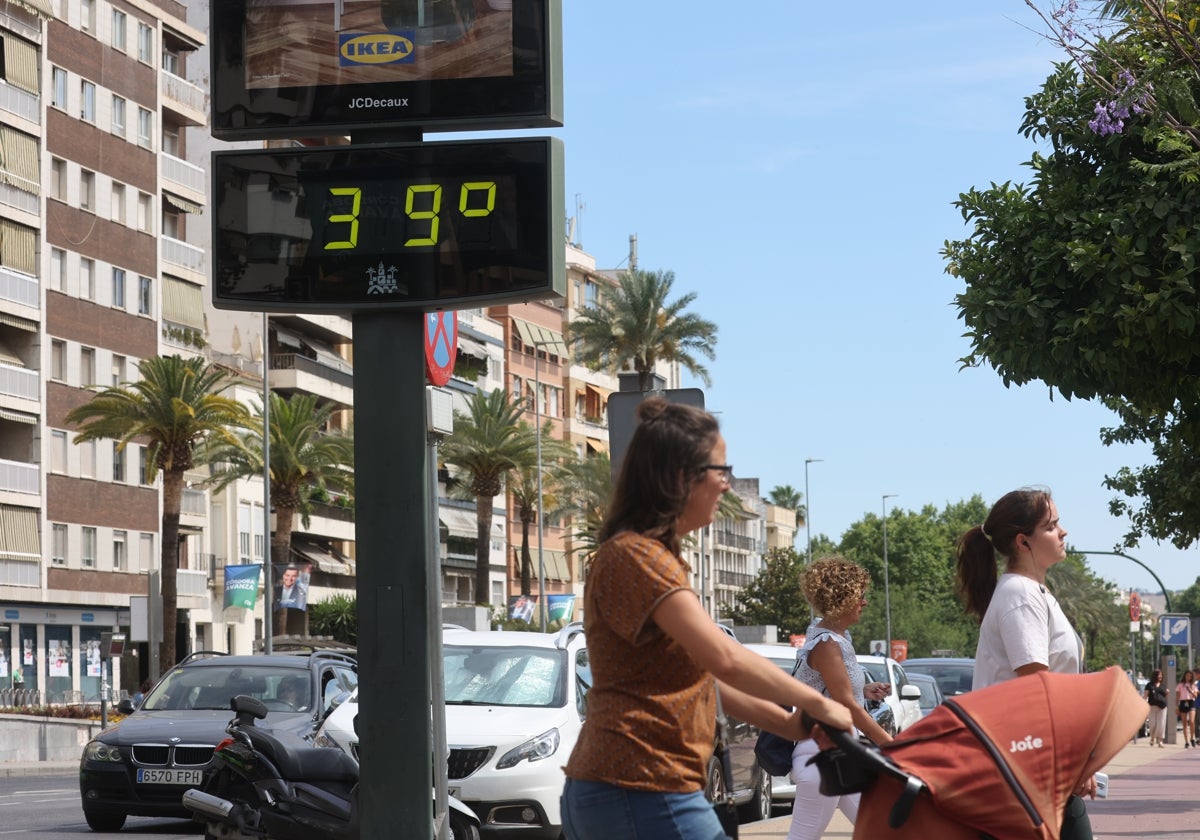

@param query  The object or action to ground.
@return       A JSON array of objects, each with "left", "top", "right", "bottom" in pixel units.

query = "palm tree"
[
  {"left": 547, "top": 451, "right": 612, "bottom": 573},
  {"left": 508, "top": 420, "right": 569, "bottom": 595},
  {"left": 570, "top": 268, "right": 718, "bottom": 390},
  {"left": 440, "top": 389, "right": 541, "bottom": 605},
  {"left": 205, "top": 392, "right": 355, "bottom": 636},
  {"left": 768, "top": 484, "right": 807, "bottom": 528},
  {"left": 65, "top": 355, "right": 251, "bottom": 675}
]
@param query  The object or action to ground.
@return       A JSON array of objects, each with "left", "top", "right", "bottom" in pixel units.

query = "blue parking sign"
[{"left": 1159, "top": 614, "right": 1191, "bottom": 646}]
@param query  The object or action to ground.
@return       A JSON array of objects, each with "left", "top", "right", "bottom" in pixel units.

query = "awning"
[
  {"left": 10, "top": 0, "right": 51, "bottom": 20},
  {"left": 539, "top": 549, "right": 571, "bottom": 582},
  {"left": 164, "top": 191, "right": 203, "bottom": 215},
  {"left": 457, "top": 336, "right": 490, "bottom": 362},
  {"left": 2, "top": 36, "right": 38, "bottom": 94},
  {"left": 272, "top": 326, "right": 305, "bottom": 349},
  {"left": 440, "top": 508, "right": 479, "bottom": 541},
  {"left": 0, "top": 408, "right": 36, "bottom": 425},
  {"left": 291, "top": 540, "right": 349, "bottom": 575},
  {"left": 0, "top": 218, "right": 36, "bottom": 276},
  {"left": 0, "top": 312, "right": 36, "bottom": 332},
  {"left": 162, "top": 277, "right": 205, "bottom": 329},
  {"left": 512, "top": 319, "right": 568, "bottom": 357},
  {"left": 0, "top": 336, "right": 22, "bottom": 366},
  {"left": 0, "top": 504, "right": 39, "bottom": 561},
  {"left": 0, "top": 126, "right": 39, "bottom": 195}
]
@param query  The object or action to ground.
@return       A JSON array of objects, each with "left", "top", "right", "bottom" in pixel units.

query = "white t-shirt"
[{"left": 973, "top": 573, "right": 1082, "bottom": 690}]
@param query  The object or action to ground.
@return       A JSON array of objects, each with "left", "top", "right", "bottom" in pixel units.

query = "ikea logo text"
[{"left": 338, "top": 32, "right": 416, "bottom": 66}]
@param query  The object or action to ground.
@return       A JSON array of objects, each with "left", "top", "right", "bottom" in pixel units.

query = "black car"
[
  {"left": 79, "top": 649, "right": 357, "bottom": 832},
  {"left": 901, "top": 657, "right": 976, "bottom": 698}
]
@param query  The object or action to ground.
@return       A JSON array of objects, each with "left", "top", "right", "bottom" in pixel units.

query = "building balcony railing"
[
  {"left": 310, "top": 499, "right": 354, "bottom": 523},
  {"left": 270, "top": 352, "right": 354, "bottom": 390},
  {"left": 0, "top": 458, "right": 38, "bottom": 495},
  {"left": 181, "top": 487, "right": 206, "bottom": 516},
  {"left": 0, "top": 265, "right": 38, "bottom": 309},
  {"left": 177, "top": 568, "right": 209, "bottom": 597},
  {"left": 161, "top": 153, "right": 206, "bottom": 201},
  {"left": 0, "top": 361, "right": 38, "bottom": 401},
  {"left": 160, "top": 71, "right": 206, "bottom": 126},
  {"left": 0, "top": 84, "right": 38, "bottom": 124},
  {"left": 162, "top": 236, "right": 205, "bottom": 274},
  {"left": 716, "top": 570, "right": 753, "bottom": 588},
  {"left": 712, "top": 530, "right": 756, "bottom": 551},
  {"left": 0, "top": 176, "right": 38, "bottom": 216}
]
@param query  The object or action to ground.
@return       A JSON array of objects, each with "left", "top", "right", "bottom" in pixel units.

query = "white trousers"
[
  {"left": 785, "top": 738, "right": 860, "bottom": 840},
  {"left": 1148, "top": 705, "right": 1167, "bottom": 741}
]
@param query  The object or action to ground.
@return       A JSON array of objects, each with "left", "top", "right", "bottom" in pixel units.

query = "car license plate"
[{"left": 136, "top": 768, "right": 203, "bottom": 785}]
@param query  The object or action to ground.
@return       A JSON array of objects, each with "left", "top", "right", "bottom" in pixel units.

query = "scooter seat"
[{"left": 247, "top": 727, "right": 360, "bottom": 785}]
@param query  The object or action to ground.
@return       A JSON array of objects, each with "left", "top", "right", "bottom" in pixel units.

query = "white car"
[
  {"left": 855, "top": 655, "right": 923, "bottom": 733},
  {"left": 441, "top": 624, "right": 589, "bottom": 839}
]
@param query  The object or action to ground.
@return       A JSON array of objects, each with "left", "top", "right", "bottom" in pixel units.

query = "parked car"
[
  {"left": 855, "top": 655, "right": 923, "bottom": 733},
  {"left": 907, "top": 672, "right": 945, "bottom": 718},
  {"left": 901, "top": 657, "right": 976, "bottom": 698},
  {"left": 78, "top": 648, "right": 358, "bottom": 832},
  {"left": 740, "top": 642, "right": 800, "bottom": 811}
]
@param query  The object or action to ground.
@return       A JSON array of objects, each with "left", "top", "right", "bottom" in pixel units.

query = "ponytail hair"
[{"left": 955, "top": 487, "right": 1053, "bottom": 622}]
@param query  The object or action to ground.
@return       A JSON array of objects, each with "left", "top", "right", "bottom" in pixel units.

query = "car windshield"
[
  {"left": 444, "top": 645, "right": 565, "bottom": 707},
  {"left": 142, "top": 665, "right": 308, "bottom": 711},
  {"left": 905, "top": 663, "right": 973, "bottom": 697},
  {"left": 859, "top": 662, "right": 888, "bottom": 684}
]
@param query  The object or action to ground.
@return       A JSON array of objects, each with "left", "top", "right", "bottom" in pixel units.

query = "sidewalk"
[{"left": 741, "top": 737, "right": 1197, "bottom": 839}]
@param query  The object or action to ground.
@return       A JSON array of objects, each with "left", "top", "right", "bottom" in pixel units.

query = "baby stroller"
[{"left": 810, "top": 666, "right": 1148, "bottom": 840}]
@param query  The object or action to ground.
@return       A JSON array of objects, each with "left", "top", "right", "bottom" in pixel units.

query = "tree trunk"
[
  {"left": 520, "top": 517, "right": 532, "bottom": 595},
  {"left": 159, "top": 470, "right": 184, "bottom": 676},
  {"left": 474, "top": 495, "right": 493, "bottom": 607}
]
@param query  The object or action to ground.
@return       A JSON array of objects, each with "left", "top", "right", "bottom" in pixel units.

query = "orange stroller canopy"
[{"left": 853, "top": 666, "right": 1148, "bottom": 840}]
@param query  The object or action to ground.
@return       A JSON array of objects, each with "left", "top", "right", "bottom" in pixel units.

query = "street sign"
[
  {"left": 212, "top": 138, "right": 565, "bottom": 313},
  {"left": 1159, "top": 613, "right": 1191, "bottom": 646},
  {"left": 1129, "top": 591, "right": 1141, "bottom": 622},
  {"left": 424, "top": 312, "right": 456, "bottom": 387}
]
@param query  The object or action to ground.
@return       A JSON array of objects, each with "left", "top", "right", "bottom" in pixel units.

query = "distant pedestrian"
[
  {"left": 956, "top": 487, "right": 1094, "bottom": 840},
  {"left": 1145, "top": 670, "right": 1168, "bottom": 747},
  {"left": 1176, "top": 670, "right": 1197, "bottom": 748}
]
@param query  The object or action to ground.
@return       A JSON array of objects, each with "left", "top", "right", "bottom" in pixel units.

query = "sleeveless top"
[{"left": 794, "top": 619, "right": 866, "bottom": 708}]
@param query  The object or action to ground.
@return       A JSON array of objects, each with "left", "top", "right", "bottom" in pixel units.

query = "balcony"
[
  {"left": 299, "top": 500, "right": 355, "bottom": 543},
  {"left": 0, "top": 84, "right": 38, "bottom": 125},
  {"left": 0, "top": 361, "right": 37, "bottom": 401},
  {"left": 181, "top": 487, "right": 206, "bottom": 516},
  {"left": 160, "top": 71, "right": 206, "bottom": 127},
  {"left": 161, "top": 154, "right": 206, "bottom": 206},
  {"left": 0, "top": 458, "right": 37, "bottom": 495},
  {"left": 177, "top": 568, "right": 209, "bottom": 597},
  {"left": 0, "top": 266, "right": 37, "bottom": 309},
  {"left": 269, "top": 352, "right": 354, "bottom": 406},
  {"left": 161, "top": 236, "right": 205, "bottom": 281},
  {"left": 712, "top": 530, "right": 756, "bottom": 551}
]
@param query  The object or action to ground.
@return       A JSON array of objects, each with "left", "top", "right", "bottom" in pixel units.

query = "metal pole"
[
  {"left": 427, "top": 420, "right": 449, "bottom": 840},
  {"left": 804, "top": 458, "right": 822, "bottom": 565},
  {"left": 1077, "top": 550, "right": 1172, "bottom": 612},
  {"left": 262, "top": 311, "right": 273, "bottom": 654},
  {"left": 882, "top": 494, "right": 897, "bottom": 652},
  {"left": 534, "top": 346, "right": 546, "bottom": 631}
]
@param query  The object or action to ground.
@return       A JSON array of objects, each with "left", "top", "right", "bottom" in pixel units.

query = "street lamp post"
[
  {"left": 531, "top": 338, "right": 561, "bottom": 632},
  {"left": 882, "top": 494, "right": 897, "bottom": 653},
  {"left": 804, "top": 458, "right": 822, "bottom": 565}
]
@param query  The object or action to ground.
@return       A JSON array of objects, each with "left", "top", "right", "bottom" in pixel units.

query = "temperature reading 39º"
[{"left": 320, "top": 180, "right": 499, "bottom": 251}]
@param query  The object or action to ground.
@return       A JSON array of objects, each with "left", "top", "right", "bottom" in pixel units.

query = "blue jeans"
[{"left": 561, "top": 778, "right": 729, "bottom": 840}]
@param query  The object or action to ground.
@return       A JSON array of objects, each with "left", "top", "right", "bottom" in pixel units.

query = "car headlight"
[
  {"left": 313, "top": 733, "right": 341, "bottom": 750},
  {"left": 495, "top": 728, "right": 560, "bottom": 769},
  {"left": 83, "top": 740, "right": 125, "bottom": 763}
]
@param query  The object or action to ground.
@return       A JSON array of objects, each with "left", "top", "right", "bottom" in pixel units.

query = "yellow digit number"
[
  {"left": 404, "top": 184, "right": 442, "bottom": 246},
  {"left": 459, "top": 181, "right": 496, "bottom": 217},
  {"left": 323, "top": 187, "right": 361, "bottom": 251}
]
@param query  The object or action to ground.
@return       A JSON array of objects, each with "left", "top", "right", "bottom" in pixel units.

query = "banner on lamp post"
[{"left": 224, "top": 564, "right": 262, "bottom": 610}]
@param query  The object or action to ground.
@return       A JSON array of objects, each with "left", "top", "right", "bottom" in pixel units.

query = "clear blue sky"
[{"left": 540, "top": 1, "right": 1198, "bottom": 594}]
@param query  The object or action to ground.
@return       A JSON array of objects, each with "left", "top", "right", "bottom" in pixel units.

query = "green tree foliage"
[
  {"left": 440, "top": 389, "right": 540, "bottom": 604},
  {"left": 206, "top": 392, "right": 354, "bottom": 635},
  {"left": 546, "top": 451, "right": 612, "bottom": 570},
  {"left": 309, "top": 593, "right": 357, "bottom": 646},
  {"left": 570, "top": 268, "right": 719, "bottom": 390},
  {"left": 66, "top": 355, "right": 250, "bottom": 674},
  {"left": 729, "top": 548, "right": 810, "bottom": 638},
  {"left": 768, "top": 484, "right": 806, "bottom": 528}
]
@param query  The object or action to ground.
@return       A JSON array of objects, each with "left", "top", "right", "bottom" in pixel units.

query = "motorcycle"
[{"left": 183, "top": 694, "right": 480, "bottom": 840}]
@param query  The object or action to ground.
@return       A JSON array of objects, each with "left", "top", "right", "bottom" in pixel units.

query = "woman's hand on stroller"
[{"left": 791, "top": 699, "right": 853, "bottom": 742}]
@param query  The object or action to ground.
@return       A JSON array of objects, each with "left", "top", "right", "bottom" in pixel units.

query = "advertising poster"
[
  {"left": 22, "top": 638, "right": 32, "bottom": 666},
  {"left": 86, "top": 640, "right": 101, "bottom": 677},
  {"left": 890, "top": 640, "right": 909, "bottom": 662},
  {"left": 0, "top": 648, "right": 9, "bottom": 678},
  {"left": 546, "top": 594, "right": 575, "bottom": 623},
  {"left": 274, "top": 562, "right": 311, "bottom": 611},
  {"left": 869, "top": 640, "right": 888, "bottom": 656},
  {"left": 508, "top": 594, "right": 536, "bottom": 623},
  {"left": 224, "top": 563, "right": 263, "bottom": 610},
  {"left": 48, "top": 641, "right": 69, "bottom": 678}
]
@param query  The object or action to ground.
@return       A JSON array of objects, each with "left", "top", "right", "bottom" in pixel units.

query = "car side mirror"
[{"left": 899, "top": 684, "right": 922, "bottom": 701}]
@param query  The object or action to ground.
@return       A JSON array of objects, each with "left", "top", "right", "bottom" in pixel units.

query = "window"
[
  {"left": 80, "top": 438, "right": 96, "bottom": 479},
  {"left": 50, "top": 339, "right": 65, "bottom": 380},
  {"left": 52, "top": 524, "right": 67, "bottom": 566},
  {"left": 50, "top": 158, "right": 66, "bottom": 200},
  {"left": 82, "top": 527, "right": 97, "bottom": 567},
  {"left": 139, "top": 533, "right": 154, "bottom": 572},
  {"left": 162, "top": 127, "right": 179, "bottom": 156},
  {"left": 137, "top": 193, "right": 153, "bottom": 233},
  {"left": 112, "top": 442, "right": 125, "bottom": 482},
  {"left": 81, "top": 79, "right": 95, "bottom": 121},
  {"left": 137, "top": 22, "right": 153, "bottom": 63},
  {"left": 80, "top": 257, "right": 95, "bottom": 299},
  {"left": 112, "top": 353, "right": 126, "bottom": 386},
  {"left": 138, "top": 276, "right": 152, "bottom": 315},
  {"left": 80, "top": 169, "right": 95, "bottom": 211},
  {"left": 50, "top": 248, "right": 64, "bottom": 291},
  {"left": 80, "top": 0, "right": 94, "bottom": 33},
  {"left": 511, "top": 375, "right": 522, "bottom": 401},
  {"left": 137, "top": 107, "right": 152, "bottom": 149},
  {"left": 162, "top": 46, "right": 179, "bottom": 75},
  {"left": 111, "top": 95, "right": 125, "bottom": 136},
  {"left": 111, "top": 9, "right": 126, "bottom": 50},
  {"left": 111, "top": 183, "right": 126, "bottom": 224},
  {"left": 51, "top": 430, "right": 67, "bottom": 473},
  {"left": 51, "top": 66, "right": 66, "bottom": 109},
  {"left": 80, "top": 345, "right": 95, "bottom": 385},
  {"left": 111, "top": 268, "right": 126, "bottom": 309},
  {"left": 113, "top": 530, "right": 127, "bottom": 570},
  {"left": 139, "top": 446, "right": 150, "bottom": 485}
]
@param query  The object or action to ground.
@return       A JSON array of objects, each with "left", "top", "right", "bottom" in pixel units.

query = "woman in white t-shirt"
[{"left": 956, "top": 487, "right": 1094, "bottom": 840}]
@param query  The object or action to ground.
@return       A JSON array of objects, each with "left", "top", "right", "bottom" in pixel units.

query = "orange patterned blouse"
[{"left": 564, "top": 530, "right": 715, "bottom": 792}]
